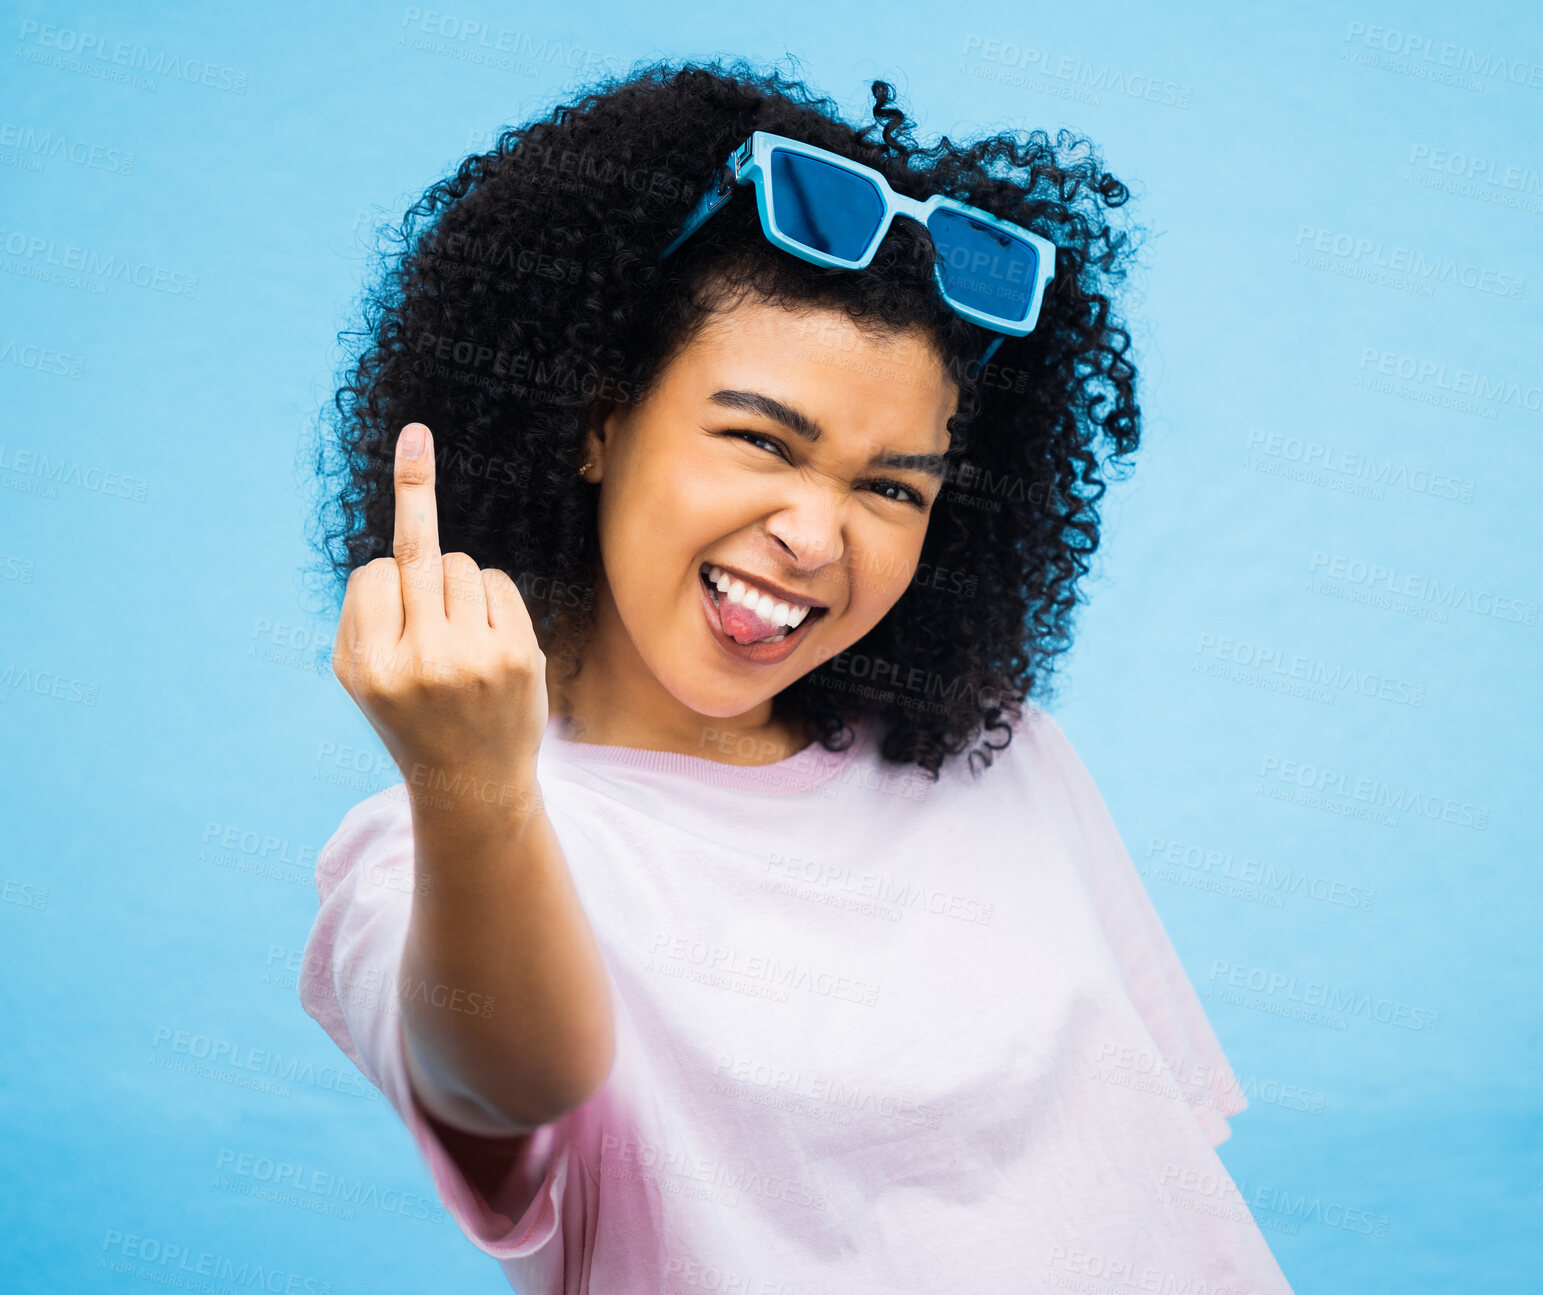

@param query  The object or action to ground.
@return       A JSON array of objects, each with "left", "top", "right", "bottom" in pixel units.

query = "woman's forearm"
[{"left": 397, "top": 786, "right": 616, "bottom": 1134}]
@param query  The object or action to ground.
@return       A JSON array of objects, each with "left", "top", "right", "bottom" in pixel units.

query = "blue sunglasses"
[{"left": 658, "top": 131, "right": 1058, "bottom": 377}]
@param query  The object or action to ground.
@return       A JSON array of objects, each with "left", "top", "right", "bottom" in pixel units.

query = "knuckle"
[
  {"left": 392, "top": 538, "right": 435, "bottom": 567},
  {"left": 482, "top": 568, "right": 527, "bottom": 614},
  {"left": 395, "top": 458, "right": 433, "bottom": 488},
  {"left": 367, "top": 655, "right": 417, "bottom": 700},
  {"left": 483, "top": 568, "right": 518, "bottom": 597},
  {"left": 443, "top": 555, "right": 486, "bottom": 610},
  {"left": 351, "top": 557, "right": 395, "bottom": 592},
  {"left": 443, "top": 551, "right": 482, "bottom": 585},
  {"left": 496, "top": 637, "right": 543, "bottom": 677}
]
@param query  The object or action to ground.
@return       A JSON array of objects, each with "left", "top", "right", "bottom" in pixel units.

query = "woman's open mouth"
[{"left": 698, "top": 563, "right": 827, "bottom": 664}]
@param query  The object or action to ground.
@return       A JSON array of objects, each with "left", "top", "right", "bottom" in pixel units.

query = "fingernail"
[{"left": 400, "top": 425, "right": 425, "bottom": 459}]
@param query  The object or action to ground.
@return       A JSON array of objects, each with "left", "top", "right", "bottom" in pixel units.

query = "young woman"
[{"left": 300, "top": 60, "right": 1294, "bottom": 1293}]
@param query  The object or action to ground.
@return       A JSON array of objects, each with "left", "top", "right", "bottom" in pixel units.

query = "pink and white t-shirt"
[{"left": 298, "top": 703, "right": 1295, "bottom": 1293}]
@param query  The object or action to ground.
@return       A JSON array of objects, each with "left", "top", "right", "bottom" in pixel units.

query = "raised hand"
[{"left": 332, "top": 422, "right": 549, "bottom": 816}]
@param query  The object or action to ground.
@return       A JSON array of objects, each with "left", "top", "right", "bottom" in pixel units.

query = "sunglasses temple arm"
[
  {"left": 965, "top": 334, "right": 1005, "bottom": 380},
  {"left": 658, "top": 164, "right": 735, "bottom": 261}
]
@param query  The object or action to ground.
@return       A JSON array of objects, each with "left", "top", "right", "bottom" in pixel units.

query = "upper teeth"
[{"left": 706, "top": 565, "right": 812, "bottom": 628}]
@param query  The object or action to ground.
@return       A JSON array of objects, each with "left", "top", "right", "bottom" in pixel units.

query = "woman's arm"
[
  {"left": 399, "top": 792, "right": 616, "bottom": 1136},
  {"left": 331, "top": 420, "right": 614, "bottom": 1138},
  {"left": 299, "top": 785, "right": 596, "bottom": 1254}
]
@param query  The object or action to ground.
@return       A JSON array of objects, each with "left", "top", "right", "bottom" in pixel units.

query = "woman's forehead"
[{"left": 663, "top": 300, "right": 957, "bottom": 441}]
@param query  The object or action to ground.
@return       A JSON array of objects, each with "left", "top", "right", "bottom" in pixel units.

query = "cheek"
[
  {"left": 861, "top": 576, "right": 914, "bottom": 629},
  {"left": 600, "top": 462, "right": 732, "bottom": 608},
  {"left": 605, "top": 462, "right": 686, "bottom": 553},
  {"left": 630, "top": 463, "right": 758, "bottom": 570},
  {"left": 634, "top": 455, "right": 729, "bottom": 528},
  {"left": 845, "top": 536, "right": 925, "bottom": 623}
]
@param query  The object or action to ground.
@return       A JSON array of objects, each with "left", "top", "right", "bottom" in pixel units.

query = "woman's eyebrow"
[{"left": 707, "top": 388, "right": 946, "bottom": 480}]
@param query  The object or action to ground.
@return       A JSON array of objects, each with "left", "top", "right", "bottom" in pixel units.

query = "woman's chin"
[
  {"left": 657, "top": 646, "right": 791, "bottom": 717},
  {"left": 662, "top": 678, "right": 775, "bottom": 724}
]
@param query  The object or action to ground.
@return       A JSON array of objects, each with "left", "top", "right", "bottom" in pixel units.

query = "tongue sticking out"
[{"left": 719, "top": 593, "right": 788, "bottom": 646}]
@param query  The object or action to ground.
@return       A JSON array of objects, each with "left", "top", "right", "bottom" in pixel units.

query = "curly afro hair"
[{"left": 305, "top": 56, "right": 1145, "bottom": 780}]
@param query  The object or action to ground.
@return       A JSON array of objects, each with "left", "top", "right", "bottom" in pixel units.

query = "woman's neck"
[{"left": 544, "top": 650, "right": 811, "bottom": 766}]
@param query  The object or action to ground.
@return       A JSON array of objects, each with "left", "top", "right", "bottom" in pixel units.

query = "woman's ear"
[
  {"left": 580, "top": 397, "right": 620, "bottom": 480},
  {"left": 578, "top": 433, "right": 600, "bottom": 480}
]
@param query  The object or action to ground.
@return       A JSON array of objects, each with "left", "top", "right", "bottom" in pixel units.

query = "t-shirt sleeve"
[
  {"left": 1019, "top": 706, "right": 1249, "bottom": 1147},
  {"left": 295, "top": 785, "right": 573, "bottom": 1266}
]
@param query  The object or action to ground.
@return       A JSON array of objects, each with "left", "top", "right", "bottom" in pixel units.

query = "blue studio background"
[{"left": 3, "top": 0, "right": 1540, "bottom": 1290}]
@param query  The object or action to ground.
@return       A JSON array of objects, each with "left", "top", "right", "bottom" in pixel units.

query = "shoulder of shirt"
[
  {"left": 314, "top": 784, "right": 414, "bottom": 902},
  {"left": 945, "top": 703, "right": 1100, "bottom": 841},
  {"left": 956, "top": 700, "right": 1076, "bottom": 782}
]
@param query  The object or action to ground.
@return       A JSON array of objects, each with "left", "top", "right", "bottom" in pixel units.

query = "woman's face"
[{"left": 579, "top": 294, "right": 958, "bottom": 731}]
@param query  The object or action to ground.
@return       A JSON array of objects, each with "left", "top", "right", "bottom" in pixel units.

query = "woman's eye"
[
  {"left": 728, "top": 430, "right": 790, "bottom": 460},
  {"left": 868, "top": 480, "right": 927, "bottom": 508},
  {"left": 725, "top": 432, "right": 925, "bottom": 508}
]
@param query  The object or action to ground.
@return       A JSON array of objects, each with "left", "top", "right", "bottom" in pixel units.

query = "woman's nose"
[{"left": 765, "top": 495, "right": 844, "bottom": 571}]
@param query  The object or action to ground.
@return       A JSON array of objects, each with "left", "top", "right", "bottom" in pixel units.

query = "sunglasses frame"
[{"left": 659, "top": 130, "right": 1059, "bottom": 345}]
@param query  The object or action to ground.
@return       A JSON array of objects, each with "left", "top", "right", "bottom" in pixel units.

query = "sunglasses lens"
[
  {"left": 768, "top": 149, "right": 885, "bottom": 261},
  {"left": 926, "top": 209, "right": 1041, "bottom": 324}
]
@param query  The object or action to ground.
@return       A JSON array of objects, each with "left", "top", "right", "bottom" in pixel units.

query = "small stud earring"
[{"left": 578, "top": 460, "right": 594, "bottom": 477}]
